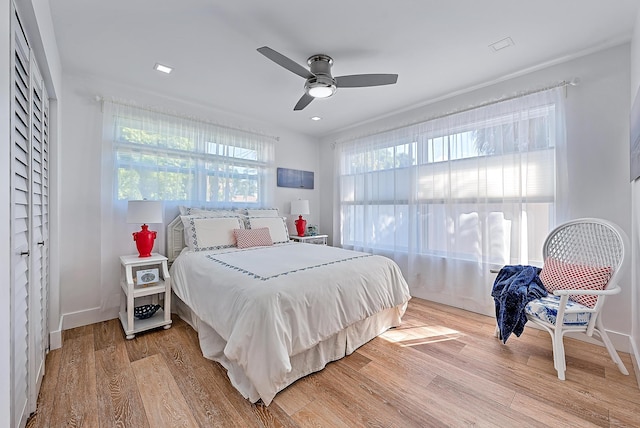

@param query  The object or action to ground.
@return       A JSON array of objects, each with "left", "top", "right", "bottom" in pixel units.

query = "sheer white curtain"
[
  {"left": 101, "top": 101, "right": 276, "bottom": 207},
  {"left": 98, "top": 101, "right": 276, "bottom": 313},
  {"left": 335, "top": 87, "right": 567, "bottom": 315}
]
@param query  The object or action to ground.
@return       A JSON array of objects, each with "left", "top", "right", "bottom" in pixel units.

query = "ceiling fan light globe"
[{"left": 307, "top": 85, "right": 335, "bottom": 98}]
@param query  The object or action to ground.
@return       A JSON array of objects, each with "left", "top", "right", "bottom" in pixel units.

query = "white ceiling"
[{"left": 49, "top": 1, "right": 639, "bottom": 138}]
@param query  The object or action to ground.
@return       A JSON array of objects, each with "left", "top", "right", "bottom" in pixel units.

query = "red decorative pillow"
[
  {"left": 539, "top": 257, "right": 612, "bottom": 308},
  {"left": 233, "top": 227, "right": 273, "bottom": 249}
]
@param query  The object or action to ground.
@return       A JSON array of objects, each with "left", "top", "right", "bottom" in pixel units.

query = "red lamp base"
[
  {"left": 133, "top": 224, "right": 157, "bottom": 257},
  {"left": 295, "top": 215, "right": 307, "bottom": 237}
]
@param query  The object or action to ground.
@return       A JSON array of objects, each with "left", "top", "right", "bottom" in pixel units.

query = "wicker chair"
[{"left": 502, "top": 218, "right": 629, "bottom": 380}]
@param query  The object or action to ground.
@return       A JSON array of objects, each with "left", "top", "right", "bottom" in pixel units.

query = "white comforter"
[{"left": 170, "top": 242, "right": 411, "bottom": 404}]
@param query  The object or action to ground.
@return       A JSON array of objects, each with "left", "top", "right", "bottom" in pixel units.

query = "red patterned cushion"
[
  {"left": 233, "top": 227, "right": 273, "bottom": 249},
  {"left": 539, "top": 257, "right": 612, "bottom": 308}
]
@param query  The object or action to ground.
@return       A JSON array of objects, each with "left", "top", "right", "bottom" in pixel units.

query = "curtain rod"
[
  {"left": 334, "top": 78, "right": 579, "bottom": 146},
  {"left": 96, "top": 96, "right": 280, "bottom": 142}
]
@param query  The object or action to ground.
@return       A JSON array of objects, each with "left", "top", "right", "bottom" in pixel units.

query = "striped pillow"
[
  {"left": 539, "top": 257, "right": 612, "bottom": 308},
  {"left": 234, "top": 228, "right": 273, "bottom": 249}
]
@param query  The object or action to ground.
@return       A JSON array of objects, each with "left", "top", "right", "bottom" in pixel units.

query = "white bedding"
[{"left": 170, "top": 242, "right": 411, "bottom": 405}]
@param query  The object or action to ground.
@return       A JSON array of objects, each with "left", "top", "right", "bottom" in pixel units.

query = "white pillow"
[
  {"left": 182, "top": 207, "right": 238, "bottom": 217},
  {"left": 246, "top": 216, "right": 290, "bottom": 244},
  {"left": 181, "top": 215, "right": 244, "bottom": 251},
  {"left": 244, "top": 208, "right": 279, "bottom": 217}
]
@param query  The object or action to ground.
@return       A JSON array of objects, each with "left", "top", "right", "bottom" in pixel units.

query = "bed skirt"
[{"left": 172, "top": 291, "right": 407, "bottom": 403}]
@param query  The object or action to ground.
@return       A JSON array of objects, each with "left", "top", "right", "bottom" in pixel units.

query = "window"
[
  {"left": 104, "top": 102, "right": 275, "bottom": 205},
  {"left": 337, "top": 88, "right": 563, "bottom": 267}
]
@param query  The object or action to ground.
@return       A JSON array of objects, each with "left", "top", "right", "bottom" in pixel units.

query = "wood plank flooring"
[{"left": 26, "top": 298, "right": 640, "bottom": 427}]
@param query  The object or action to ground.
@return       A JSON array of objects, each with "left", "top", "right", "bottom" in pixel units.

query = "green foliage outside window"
[{"left": 114, "top": 123, "right": 265, "bottom": 203}]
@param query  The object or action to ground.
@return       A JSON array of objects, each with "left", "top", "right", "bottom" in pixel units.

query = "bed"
[{"left": 167, "top": 209, "right": 411, "bottom": 405}]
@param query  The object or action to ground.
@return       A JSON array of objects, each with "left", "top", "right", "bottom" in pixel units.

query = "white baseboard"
[
  {"left": 607, "top": 329, "right": 634, "bottom": 354},
  {"left": 570, "top": 328, "right": 632, "bottom": 353},
  {"left": 49, "top": 317, "right": 63, "bottom": 350},
  {"left": 563, "top": 329, "right": 630, "bottom": 353},
  {"left": 631, "top": 337, "right": 640, "bottom": 389},
  {"left": 525, "top": 322, "right": 631, "bottom": 353},
  {"left": 61, "top": 306, "right": 119, "bottom": 331}
]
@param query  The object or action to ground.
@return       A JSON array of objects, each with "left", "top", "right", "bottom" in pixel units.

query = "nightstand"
[
  {"left": 119, "top": 253, "right": 172, "bottom": 339},
  {"left": 290, "top": 234, "right": 328, "bottom": 245}
]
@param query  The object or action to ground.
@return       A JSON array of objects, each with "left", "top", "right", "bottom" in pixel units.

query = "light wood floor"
[{"left": 26, "top": 298, "right": 640, "bottom": 427}]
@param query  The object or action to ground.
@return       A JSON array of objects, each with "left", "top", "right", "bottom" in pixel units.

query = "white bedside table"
[
  {"left": 119, "top": 253, "right": 172, "bottom": 339},
  {"left": 290, "top": 234, "right": 328, "bottom": 245}
]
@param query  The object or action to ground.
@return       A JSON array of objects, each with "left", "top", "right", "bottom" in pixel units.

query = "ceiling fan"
[{"left": 257, "top": 46, "right": 398, "bottom": 111}]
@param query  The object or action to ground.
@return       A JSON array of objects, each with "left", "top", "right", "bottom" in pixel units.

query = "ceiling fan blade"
[
  {"left": 257, "top": 46, "right": 314, "bottom": 80},
  {"left": 294, "top": 93, "right": 314, "bottom": 111},
  {"left": 335, "top": 74, "right": 398, "bottom": 88}
]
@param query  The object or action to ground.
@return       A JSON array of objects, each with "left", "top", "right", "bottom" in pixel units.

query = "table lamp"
[
  {"left": 290, "top": 199, "right": 310, "bottom": 237},
  {"left": 127, "top": 200, "right": 163, "bottom": 257}
]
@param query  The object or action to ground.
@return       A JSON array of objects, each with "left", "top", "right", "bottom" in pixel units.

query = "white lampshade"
[
  {"left": 290, "top": 199, "right": 310, "bottom": 215},
  {"left": 127, "top": 200, "right": 163, "bottom": 224}
]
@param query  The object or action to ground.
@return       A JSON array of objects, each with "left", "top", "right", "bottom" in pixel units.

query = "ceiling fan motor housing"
[
  {"left": 305, "top": 55, "right": 336, "bottom": 98},
  {"left": 308, "top": 54, "right": 333, "bottom": 74}
]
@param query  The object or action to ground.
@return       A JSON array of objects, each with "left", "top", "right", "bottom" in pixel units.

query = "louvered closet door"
[
  {"left": 11, "top": 8, "right": 32, "bottom": 427},
  {"left": 29, "top": 58, "right": 48, "bottom": 412}
]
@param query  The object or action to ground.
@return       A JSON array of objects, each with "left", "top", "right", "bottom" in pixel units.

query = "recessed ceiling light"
[
  {"left": 310, "top": 116, "right": 322, "bottom": 121},
  {"left": 489, "top": 37, "right": 514, "bottom": 52},
  {"left": 153, "top": 63, "right": 173, "bottom": 74}
]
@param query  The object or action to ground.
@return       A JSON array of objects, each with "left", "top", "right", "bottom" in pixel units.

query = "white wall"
[
  {"left": 630, "top": 7, "right": 640, "bottom": 379},
  {"left": 320, "top": 44, "right": 633, "bottom": 348},
  {"left": 58, "top": 74, "right": 321, "bottom": 328}
]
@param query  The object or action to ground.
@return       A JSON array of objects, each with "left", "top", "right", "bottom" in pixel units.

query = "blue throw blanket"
[{"left": 491, "top": 265, "right": 547, "bottom": 343}]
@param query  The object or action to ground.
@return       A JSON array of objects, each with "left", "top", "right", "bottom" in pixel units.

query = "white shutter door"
[
  {"left": 29, "top": 58, "right": 47, "bottom": 412},
  {"left": 11, "top": 8, "right": 31, "bottom": 427}
]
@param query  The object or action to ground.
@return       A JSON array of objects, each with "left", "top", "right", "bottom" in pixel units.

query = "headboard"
[{"left": 167, "top": 215, "right": 186, "bottom": 264}]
